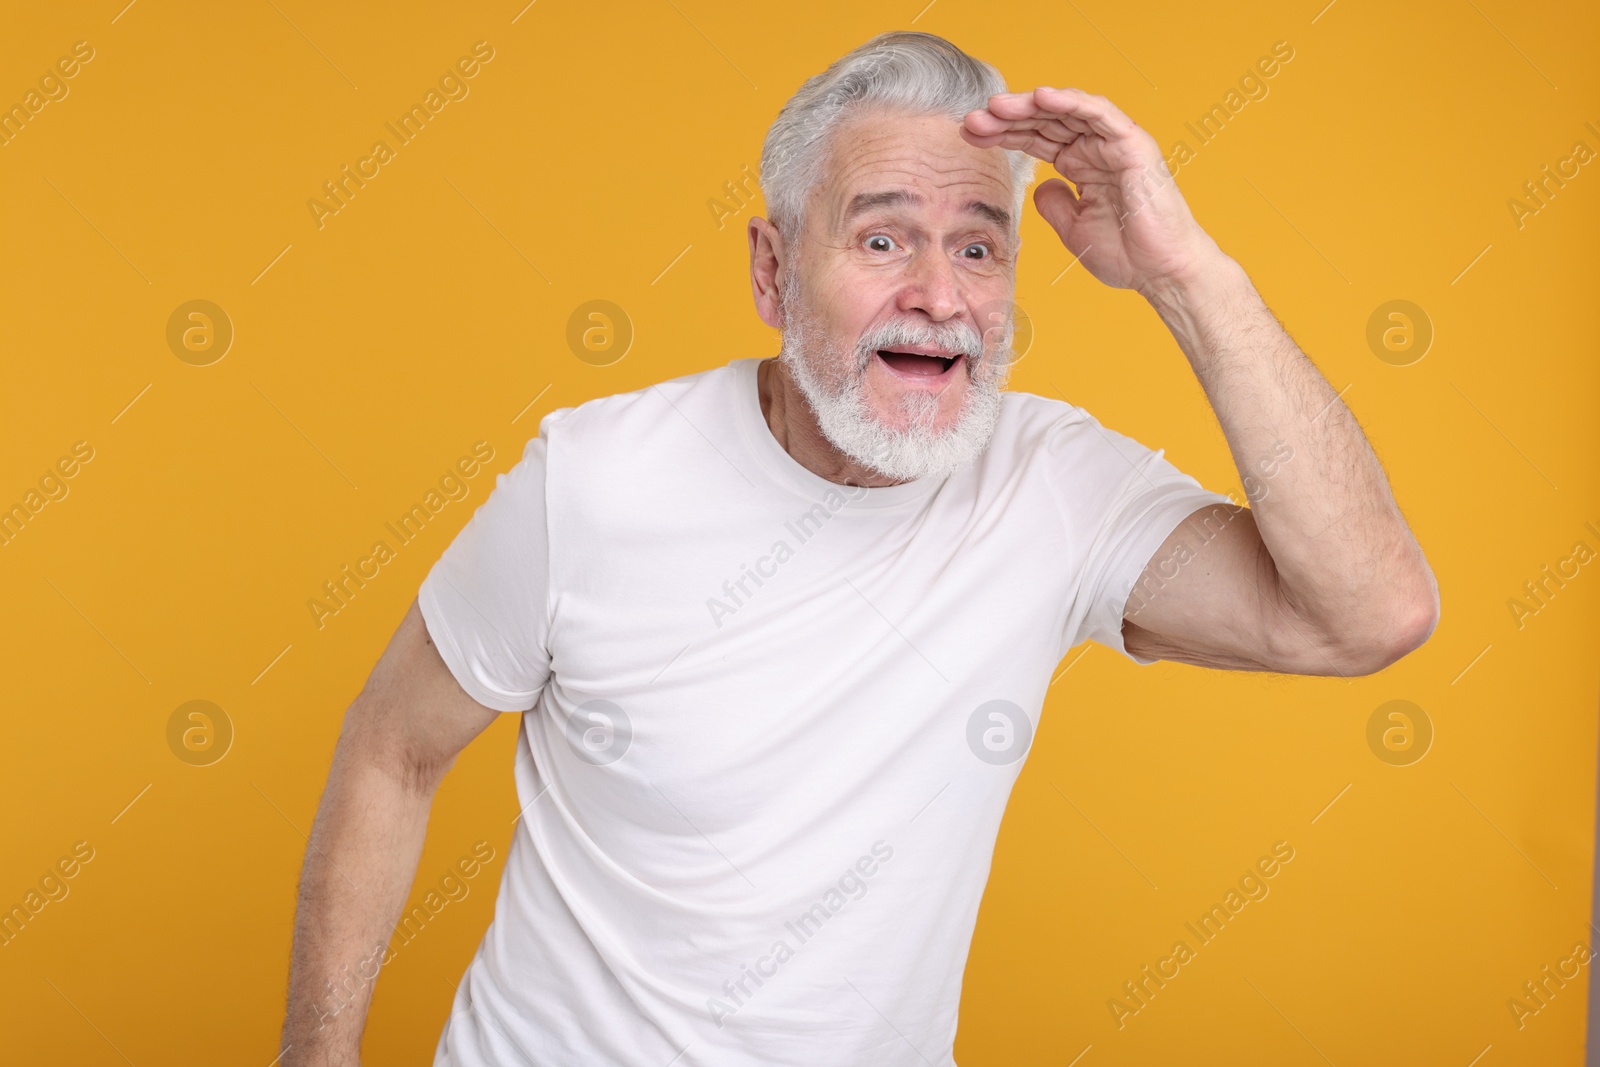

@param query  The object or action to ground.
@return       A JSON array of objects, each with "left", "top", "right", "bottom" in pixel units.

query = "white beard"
[{"left": 776, "top": 271, "right": 1016, "bottom": 483}]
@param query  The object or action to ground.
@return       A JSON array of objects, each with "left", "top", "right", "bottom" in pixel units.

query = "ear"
[{"left": 749, "top": 216, "right": 788, "bottom": 330}]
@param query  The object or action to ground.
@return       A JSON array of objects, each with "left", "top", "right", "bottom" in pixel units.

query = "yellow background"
[{"left": 2, "top": 0, "right": 1596, "bottom": 1063}]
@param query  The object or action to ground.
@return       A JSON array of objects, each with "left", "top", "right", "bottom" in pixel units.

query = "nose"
[{"left": 896, "top": 246, "right": 962, "bottom": 323}]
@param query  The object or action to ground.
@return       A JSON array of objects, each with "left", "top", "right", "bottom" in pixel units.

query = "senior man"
[{"left": 280, "top": 29, "right": 1438, "bottom": 1067}]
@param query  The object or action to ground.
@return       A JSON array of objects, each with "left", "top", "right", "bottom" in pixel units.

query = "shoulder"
[
  {"left": 995, "top": 387, "right": 1110, "bottom": 458},
  {"left": 539, "top": 360, "right": 738, "bottom": 444},
  {"left": 1002, "top": 388, "right": 1086, "bottom": 430},
  {"left": 995, "top": 388, "right": 1188, "bottom": 505},
  {"left": 533, "top": 362, "right": 748, "bottom": 514},
  {"left": 1005, "top": 388, "right": 1162, "bottom": 457}
]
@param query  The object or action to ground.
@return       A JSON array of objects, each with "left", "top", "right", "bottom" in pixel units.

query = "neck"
[{"left": 756, "top": 356, "right": 909, "bottom": 488}]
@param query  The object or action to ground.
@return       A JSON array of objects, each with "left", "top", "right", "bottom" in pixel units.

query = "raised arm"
[
  {"left": 1120, "top": 255, "right": 1436, "bottom": 675},
  {"left": 962, "top": 86, "right": 1439, "bottom": 676},
  {"left": 280, "top": 598, "right": 501, "bottom": 1065}
]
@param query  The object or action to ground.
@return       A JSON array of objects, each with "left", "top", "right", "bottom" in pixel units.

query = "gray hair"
[{"left": 759, "top": 31, "right": 1038, "bottom": 252}]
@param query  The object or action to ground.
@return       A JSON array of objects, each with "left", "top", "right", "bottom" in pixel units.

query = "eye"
[
  {"left": 962, "top": 242, "right": 991, "bottom": 260},
  {"left": 865, "top": 234, "right": 897, "bottom": 252}
]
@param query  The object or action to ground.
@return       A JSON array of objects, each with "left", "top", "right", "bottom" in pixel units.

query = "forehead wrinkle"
[
  {"left": 809, "top": 115, "right": 1013, "bottom": 243},
  {"left": 839, "top": 122, "right": 1004, "bottom": 171},
  {"left": 825, "top": 162, "right": 1011, "bottom": 237},
  {"left": 841, "top": 189, "right": 1013, "bottom": 236},
  {"left": 834, "top": 143, "right": 1002, "bottom": 188}
]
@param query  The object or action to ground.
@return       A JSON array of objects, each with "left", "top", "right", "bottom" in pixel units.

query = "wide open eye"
[
  {"left": 865, "top": 234, "right": 898, "bottom": 252},
  {"left": 962, "top": 243, "right": 990, "bottom": 260}
]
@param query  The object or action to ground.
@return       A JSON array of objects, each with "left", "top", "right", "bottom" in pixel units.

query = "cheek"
[
  {"left": 809, "top": 294, "right": 872, "bottom": 352},
  {"left": 811, "top": 269, "right": 867, "bottom": 316}
]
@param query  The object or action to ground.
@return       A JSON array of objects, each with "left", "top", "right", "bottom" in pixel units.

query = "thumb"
[{"left": 1033, "top": 178, "right": 1079, "bottom": 242}]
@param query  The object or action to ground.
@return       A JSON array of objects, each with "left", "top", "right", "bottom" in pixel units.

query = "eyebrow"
[{"left": 842, "top": 189, "right": 1011, "bottom": 231}]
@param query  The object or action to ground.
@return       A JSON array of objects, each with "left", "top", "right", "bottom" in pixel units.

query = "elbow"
[
  {"left": 1366, "top": 594, "right": 1440, "bottom": 675},
  {"left": 337, "top": 694, "right": 455, "bottom": 800},
  {"left": 1332, "top": 574, "right": 1441, "bottom": 677},
  {"left": 1399, "top": 580, "right": 1443, "bottom": 655}
]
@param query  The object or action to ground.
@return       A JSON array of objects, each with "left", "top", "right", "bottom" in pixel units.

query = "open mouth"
[{"left": 876, "top": 349, "right": 963, "bottom": 379}]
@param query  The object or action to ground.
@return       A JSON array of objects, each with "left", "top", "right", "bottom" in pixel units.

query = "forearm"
[
  {"left": 1138, "top": 252, "right": 1437, "bottom": 645},
  {"left": 281, "top": 737, "right": 435, "bottom": 1065}
]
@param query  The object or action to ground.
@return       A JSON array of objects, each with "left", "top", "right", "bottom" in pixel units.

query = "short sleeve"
[
  {"left": 416, "top": 433, "right": 553, "bottom": 712},
  {"left": 1047, "top": 410, "right": 1234, "bottom": 666}
]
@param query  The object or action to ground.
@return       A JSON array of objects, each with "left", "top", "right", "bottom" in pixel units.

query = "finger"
[
  {"left": 984, "top": 89, "right": 1103, "bottom": 131},
  {"left": 958, "top": 124, "right": 1008, "bottom": 148},
  {"left": 958, "top": 126, "right": 1061, "bottom": 160},
  {"left": 962, "top": 124, "right": 1119, "bottom": 181},
  {"left": 960, "top": 126, "right": 1094, "bottom": 171},
  {"left": 982, "top": 91, "right": 1057, "bottom": 120},
  {"left": 978, "top": 91, "right": 1037, "bottom": 114},
  {"left": 1030, "top": 86, "right": 1138, "bottom": 140},
  {"left": 962, "top": 105, "right": 1042, "bottom": 136},
  {"left": 967, "top": 99, "right": 1100, "bottom": 142},
  {"left": 1032, "top": 178, "right": 1080, "bottom": 241},
  {"left": 963, "top": 109, "right": 1087, "bottom": 151},
  {"left": 970, "top": 115, "right": 1084, "bottom": 141}
]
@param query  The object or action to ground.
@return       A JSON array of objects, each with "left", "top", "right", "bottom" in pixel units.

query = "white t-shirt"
[{"left": 417, "top": 356, "right": 1231, "bottom": 1066}]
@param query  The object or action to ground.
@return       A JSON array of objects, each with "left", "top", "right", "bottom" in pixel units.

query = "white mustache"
[{"left": 853, "top": 319, "right": 987, "bottom": 368}]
